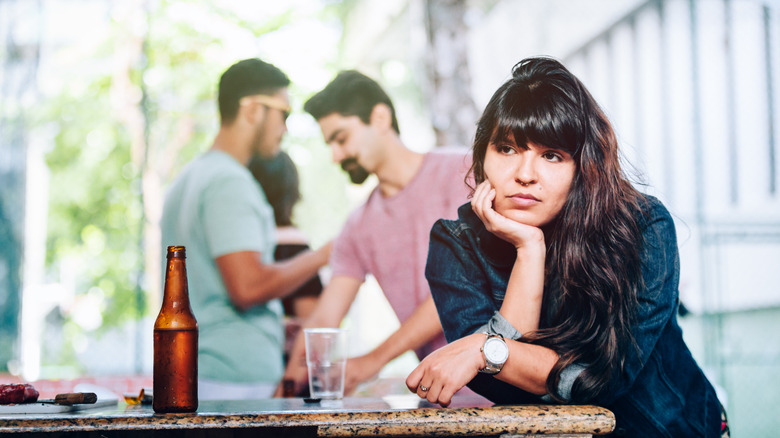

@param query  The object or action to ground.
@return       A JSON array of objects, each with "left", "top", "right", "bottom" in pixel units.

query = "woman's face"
[{"left": 483, "top": 134, "right": 576, "bottom": 228}]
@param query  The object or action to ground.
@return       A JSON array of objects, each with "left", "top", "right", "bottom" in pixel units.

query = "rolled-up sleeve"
[
  {"left": 541, "top": 363, "right": 587, "bottom": 403},
  {"left": 474, "top": 311, "right": 524, "bottom": 340}
]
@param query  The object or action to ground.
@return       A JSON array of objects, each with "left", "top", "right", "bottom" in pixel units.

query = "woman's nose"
[{"left": 515, "top": 154, "right": 537, "bottom": 186}]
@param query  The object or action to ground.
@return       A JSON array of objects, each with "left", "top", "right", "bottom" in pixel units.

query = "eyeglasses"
[{"left": 240, "top": 95, "right": 291, "bottom": 121}]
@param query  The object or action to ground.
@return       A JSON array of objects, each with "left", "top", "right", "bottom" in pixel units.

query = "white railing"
[
  {"left": 564, "top": 0, "right": 780, "bottom": 315},
  {"left": 563, "top": 2, "right": 780, "bottom": 434}
]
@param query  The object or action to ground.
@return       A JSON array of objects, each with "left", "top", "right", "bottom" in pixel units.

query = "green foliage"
[
  {"left": 33, "top": 0, "right": 352, "bottom": 373},
  {"left": 43, "top": 84, "right": 144, "bottom": 329}
]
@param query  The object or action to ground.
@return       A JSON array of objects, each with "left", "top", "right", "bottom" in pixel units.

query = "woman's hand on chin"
[
  {"left": 405, "top": 333, "right": 485, "bottom": 407},
  {"left": 471, "top": 181, "right": 544, "bottom": 251}
]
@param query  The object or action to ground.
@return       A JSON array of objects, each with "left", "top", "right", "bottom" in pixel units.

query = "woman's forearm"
[
  {"left": 495, "top": 339, "right": 558, "bottom": 395},
  {"left": 498, "top": 245, "right": 546, "bottom": 335}
]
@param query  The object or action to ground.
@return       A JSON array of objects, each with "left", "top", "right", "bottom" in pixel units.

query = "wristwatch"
[{"left": 479, "top": 333, "right": 509, "bottom": 374}]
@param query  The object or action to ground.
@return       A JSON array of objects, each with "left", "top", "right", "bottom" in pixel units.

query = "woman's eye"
[
  {"left": 495, "top": 144, "right": 515, "bottom": 154},
  {"left": 542, "top": 151, "right": 563, "bottom": 162}
]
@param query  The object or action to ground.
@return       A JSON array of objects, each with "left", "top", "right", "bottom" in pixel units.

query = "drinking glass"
[{"left": 303, "top": 328, "right": 348, "bottom": 400}]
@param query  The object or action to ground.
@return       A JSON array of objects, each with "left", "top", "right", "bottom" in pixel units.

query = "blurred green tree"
[{"left": 36, "top": 0, "right": 350, "bottom": 375}]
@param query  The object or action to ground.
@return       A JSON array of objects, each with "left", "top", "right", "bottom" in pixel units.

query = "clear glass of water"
[{"left": 304, "top": 328, "right": 348, "bottom": 399}]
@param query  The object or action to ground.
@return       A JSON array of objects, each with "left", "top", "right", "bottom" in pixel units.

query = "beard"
[
  {"left": 340, "top": 158, "right": 370, "bottom": 184},
  {"left": 251, "top": 119, "right": 280, "bottom": 159},
  {"left": 250, "top": 126, "right": 267, "bottom": 157}
]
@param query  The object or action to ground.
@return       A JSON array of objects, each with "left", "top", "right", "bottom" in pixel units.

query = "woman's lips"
[{"left": 507, "top": 192, "right": 540, "bottom": 207}]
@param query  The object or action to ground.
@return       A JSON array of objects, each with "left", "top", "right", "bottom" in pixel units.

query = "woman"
[
  {"left": 406, "top": 57, "right": 727, "bottom": 437},
  {"left": 248, "top": 150, "right": 324, "bottom": 319},
  {"left": 249, "top": 150, "right": 325, "bottom": 376}
]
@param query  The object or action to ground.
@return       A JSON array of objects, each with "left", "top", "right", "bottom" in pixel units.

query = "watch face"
[{"left": 484, "top": 337, "right": 509, "bottom": 363}]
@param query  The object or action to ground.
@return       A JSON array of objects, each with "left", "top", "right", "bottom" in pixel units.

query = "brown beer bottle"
[{"left": 153, "top": 245, "right": 198, "bottom": 413}]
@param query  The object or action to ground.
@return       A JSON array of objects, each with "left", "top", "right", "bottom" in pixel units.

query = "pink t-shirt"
[{"left": 331, "top": 149, "right": 473, "bottom": 360}]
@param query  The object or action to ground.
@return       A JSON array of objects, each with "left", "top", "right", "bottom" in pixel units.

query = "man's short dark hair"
[
  {"left": 218, "top": 58, "right": 290, "bottom": 125},
  {"left": 304, "top": 70, "right": 399, "bottom": 134}
]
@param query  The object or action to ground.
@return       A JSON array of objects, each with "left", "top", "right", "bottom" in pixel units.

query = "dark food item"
[
  {"left": 54, "top": 392, "right": 97, "bottom": 405},
  {"left": 0, "top": 383, "right": 40, "bottom": 404}
]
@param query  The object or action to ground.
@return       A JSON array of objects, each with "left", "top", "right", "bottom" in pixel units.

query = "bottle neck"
[{"left": 162, "top": 256, "right": 191, "bottom": 307}]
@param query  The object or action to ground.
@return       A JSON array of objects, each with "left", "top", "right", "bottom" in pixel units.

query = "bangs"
[{"left": 491, "top": 82, "right": 582, "bottom": 156}]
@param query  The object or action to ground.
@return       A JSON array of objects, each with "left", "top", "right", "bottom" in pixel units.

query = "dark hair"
[
  {"left": 470, "top": 57, "right": 644, "bottom": 402},
  {"left": 304, "top": 70, "right": 400, "bottom": 134},
  {"left": 248, "top": 150, "right": 300, "bottom": 227},
  {"left": 218, "top": 58, "right": 290, "bottom": 125}
]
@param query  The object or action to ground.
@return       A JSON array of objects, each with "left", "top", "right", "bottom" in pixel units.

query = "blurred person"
[
  {"left": 405, "top": 57, "right": 727, "bottom": 437},
  {"left": 248, "top": 150, "right": 325, "bottom": 362},
  {"left": 275, "top": 70, "right": 473, "bottom": 397},
  {"left": 160, "top": 58, "right": 331, "bottom": 400}
]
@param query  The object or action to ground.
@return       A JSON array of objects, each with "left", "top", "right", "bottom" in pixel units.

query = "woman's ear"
[{"left": 369, "top": 103, "right": 392, "bottom": 130}]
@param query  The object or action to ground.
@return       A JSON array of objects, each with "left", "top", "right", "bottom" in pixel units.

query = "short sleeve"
[
  {"left": 201, "top": 174, "right": 274, "bottom": 261},
  {"left": 329, "top": 212, "right": 369, "bottom": 281}
]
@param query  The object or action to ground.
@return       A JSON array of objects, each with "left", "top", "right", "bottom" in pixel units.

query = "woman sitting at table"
[{"left": 406, "top": 57, "right": 727, "bottom": 437}]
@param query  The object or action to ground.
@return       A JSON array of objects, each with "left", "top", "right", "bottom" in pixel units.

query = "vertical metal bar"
[
  {"left": 724, "top": 0, "right": 739, "bottom": 204},
  {"left": 765, "top": 5, "right": 777, "bottom": 195},
  {"left": 658, "top": 0, "right": 675, "bottom": 206},
  {"left": 604, "top": 32, "right": 615, "bottom": 117},
  {"left": 690, "top": 0, "right": 705, "bottom": 226},
  {"left": 689, "top": 0, "right": 718, "bottom": 372},
  {"left": 718, "top": 0, "right": 732, "bottom": 388},
  {"left": 712, "top": 231, "right": 727, "bottom": 387},
  {"left": 631, "top": 16, "right": 645, "bottom": 164}
]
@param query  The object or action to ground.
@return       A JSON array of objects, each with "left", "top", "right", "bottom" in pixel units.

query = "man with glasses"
[{"left": 160, "top": 58, "right": 331, "bottom": 400}]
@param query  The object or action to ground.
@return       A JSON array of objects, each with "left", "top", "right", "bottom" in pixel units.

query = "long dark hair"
[
  {"left": 469, "top": 57, "right": 645, "bottom": 402},
  {"left": 248, "top": 150, "right": 300, "bottom": 227}
]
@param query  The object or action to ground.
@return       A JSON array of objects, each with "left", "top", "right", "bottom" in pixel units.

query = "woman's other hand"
[{"left": 405, "top": 333, "right": 485, "bottom": 407}]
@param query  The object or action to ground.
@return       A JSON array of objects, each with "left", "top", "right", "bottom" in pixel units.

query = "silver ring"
[{"left": 419, "top": 385, "right": 429, "bottom": 392}]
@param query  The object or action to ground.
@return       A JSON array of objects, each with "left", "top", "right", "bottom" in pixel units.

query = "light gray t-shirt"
[{"left": 160, "top": 149, "right": 283, "bottom": 384}]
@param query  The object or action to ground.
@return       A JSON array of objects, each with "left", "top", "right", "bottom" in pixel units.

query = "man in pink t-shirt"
[{"left": 276, "top": 71, "right": 472, "bottom": 396}]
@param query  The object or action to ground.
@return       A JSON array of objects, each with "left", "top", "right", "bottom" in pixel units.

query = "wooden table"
[{"left": 0, "top": 397, "right": 615, "bottom": 437}]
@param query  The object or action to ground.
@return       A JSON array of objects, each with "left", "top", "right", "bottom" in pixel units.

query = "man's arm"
[
  {"left": 343, "top": 296, "right": 442, "bottom": 394},
  {"left": 275, "top": 274, "right": 363, "bottom": 396},
  {"left": 216, "top": 242, "right": 331, "bottom": 311}
]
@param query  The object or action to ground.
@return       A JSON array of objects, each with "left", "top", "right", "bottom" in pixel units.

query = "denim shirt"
[{"left": 426, "top": 196, "right": 722, "bottom": 437}]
